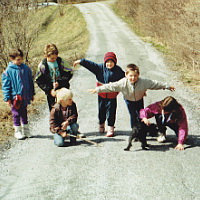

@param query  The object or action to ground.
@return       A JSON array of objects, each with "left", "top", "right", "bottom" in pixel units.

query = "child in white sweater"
[{"left": 88, "top": 64, "right": 175, "bottom": 129}]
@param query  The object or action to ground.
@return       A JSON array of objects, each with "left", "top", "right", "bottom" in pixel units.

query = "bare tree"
[{"left": 0, "top": 0, "right": 40, "bottom": 71}]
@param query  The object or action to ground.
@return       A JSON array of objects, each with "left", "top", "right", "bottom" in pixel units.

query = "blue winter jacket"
[
  {"left": 80, "top": 59, "right": 125, "bottom": 99},
  {"left": 2, "top": 62, "right": 35, "bottom": 105}
]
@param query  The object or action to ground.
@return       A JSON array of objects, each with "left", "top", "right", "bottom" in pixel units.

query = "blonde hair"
[
  {"left": 56, "top": 88, "right": 73, "bottom": 103},
  {"left": 44, "top": 43, "right": 58, "bottom": 58}
]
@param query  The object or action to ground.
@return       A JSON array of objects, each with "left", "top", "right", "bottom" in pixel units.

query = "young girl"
[
  {"left": 49, "top": 88, "right": 79, "bottom": 147},
  {"left": 88, "top": 64, "right": 175, "bottom": 129},
  {"left": 73, "top": 52, "right": 125, "bottom": 137},
  {"left": 2, "top": 49, "right": 35, "bottom": 139},
  {"left": 35, "top": 43, "right": 74, "bottom": 111},
  {"left": 140, "top": 96, "right": 188, "bottom": 151}
]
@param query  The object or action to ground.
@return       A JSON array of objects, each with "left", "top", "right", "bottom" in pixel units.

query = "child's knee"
[{"left": 70, "top": 123, "right": 79, "bottom": 133}]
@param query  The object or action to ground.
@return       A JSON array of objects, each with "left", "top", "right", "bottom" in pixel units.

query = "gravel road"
[{"left": 1, "top": 1, "right": 200, "bottom": 200}]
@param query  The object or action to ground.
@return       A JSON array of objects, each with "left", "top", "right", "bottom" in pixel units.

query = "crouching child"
[{"left": 50, "top": 88, "right": 79, "bottom": 147}]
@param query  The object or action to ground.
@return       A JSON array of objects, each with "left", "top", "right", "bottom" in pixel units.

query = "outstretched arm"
[
  {"left": 73, "top": 60, "right": 81, "bottom": 68},
  {"left": 87, "top": 89, "right": 97, "bottom": 94}
]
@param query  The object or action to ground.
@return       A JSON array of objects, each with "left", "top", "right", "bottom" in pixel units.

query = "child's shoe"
[
  {"left": 14, "top": 126, "right": 25, "bottom": 140},
  {"left": 106, "top": 126, "right": 114, "bottom": 137},
  {"left": 157, "top": 132, "right": 166, "bottom": 143},
  {"left": 99, "top": 123, "right": 105, "bottom": 133},
  {"left": 70, "top": 135, "right": 77, "bottom": 146},
  {"left": 22, "top": 124, "right": 32, "bottom": 138}
]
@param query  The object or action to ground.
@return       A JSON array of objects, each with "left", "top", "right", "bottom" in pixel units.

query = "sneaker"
[
  {"left": 106, "top": 126, "right": 114, "bottom": 137},
  {"left": 14, "top": 126, "right": 25, "bottom": 140},
  {"left": 157, "top": 133, "right": 166, "bottom": 143}
]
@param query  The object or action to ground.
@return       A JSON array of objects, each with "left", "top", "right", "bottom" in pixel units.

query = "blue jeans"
[
  {"left": 54, "top": 123, "right": 79, "bottom": 147},
  {"left": 124, "top": 98, "right": 144, "bottom": 128}
]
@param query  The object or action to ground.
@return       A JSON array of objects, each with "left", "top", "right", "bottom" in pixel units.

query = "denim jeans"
[
  {"left": 54, "top": 123, "right": 79, "bottom": 147},
  {"left": 124, "top": 98, "right": 144, "bottom": 128}
]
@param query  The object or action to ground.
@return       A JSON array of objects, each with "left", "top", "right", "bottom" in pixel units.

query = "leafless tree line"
[{"left": 0, "top": 0, "right": 41, "bottom": 71}]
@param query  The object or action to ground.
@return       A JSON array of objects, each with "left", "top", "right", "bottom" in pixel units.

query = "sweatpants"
[
  {"left": 11, "top": 104, "right": 28, "bottom": 126},
  {"left": 98, "top": 96, "right": 117, "bottom": 126}
]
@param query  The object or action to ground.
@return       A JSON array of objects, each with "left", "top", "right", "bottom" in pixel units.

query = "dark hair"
[
  {"left": 9, "top": 49, "right": 23, "bottom": 59},
  {"left": 44, "top": 43, "right": 58, "bottom": 57},
  {"left": 125, "top": 64, "right": 140, "bottom": 75},
  {"left": 160, "top": 96, "right": 182, "bottom": 121}
]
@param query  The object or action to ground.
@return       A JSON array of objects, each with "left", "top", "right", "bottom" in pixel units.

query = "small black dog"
[{"left": 124, "top": 123, "right": 158, "bottom": 151}]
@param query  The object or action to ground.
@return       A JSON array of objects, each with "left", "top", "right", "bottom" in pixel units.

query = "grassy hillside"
[
  {"left": 113, "top": 0, "right": 200, "bottom": 91},
  {"left": 0, "top": 5, "right": 89, "bottom": 145}
]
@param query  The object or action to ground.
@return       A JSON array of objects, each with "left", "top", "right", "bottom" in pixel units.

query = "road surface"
[{"left": 1, "top": 1, "right": 200, "bottom": 200}]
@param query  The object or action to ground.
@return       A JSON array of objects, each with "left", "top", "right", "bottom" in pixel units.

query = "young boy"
[
  {"left": 88, "top": 64, "right": 175, "bottom": 129},
  {"left": 35, "top": 43, "right": 74, "bottom": 111},
  {"left": 2, "top": 49, "right": 35, "bottom": 139},
  {"left": 73, "top": 52, "right": 125, "bottom": 137},
  {"left": 50, "top": 88, "right": 79, "bottom": 147}
]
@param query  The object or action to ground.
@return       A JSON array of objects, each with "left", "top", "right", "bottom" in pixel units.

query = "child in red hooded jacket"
[{"left": 73, "top": 52, "right": 125, "bottom": 137}]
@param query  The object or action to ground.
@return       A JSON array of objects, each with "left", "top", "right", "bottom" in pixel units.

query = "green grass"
[{"left": 0, "top": 5, "right": 89, "bottom": 144}]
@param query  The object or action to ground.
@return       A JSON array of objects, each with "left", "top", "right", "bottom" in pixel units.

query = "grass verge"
[{"left": 0, "top": 4, "right": 89, "bottom": 146}]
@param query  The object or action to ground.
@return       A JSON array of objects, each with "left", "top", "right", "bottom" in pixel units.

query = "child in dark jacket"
[
  {"left": 140, "top": 96, "right": 188, "bottom": 150},
  {"left": 35, "top": 43, "right": 73, "bottom": 111},
  {"left": 2, "top": 49, "right": 35, "bottom": 140},
  {"left": 73, "top": 52, "right": 125, "bottom": 137},
  {"left": 50, "top": 88, "right": 79, "bottom": 147}
]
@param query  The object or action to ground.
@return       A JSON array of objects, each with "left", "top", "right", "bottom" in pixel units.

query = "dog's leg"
[{"left": 124, "top": 127, "right": 137, "bottom": 151}]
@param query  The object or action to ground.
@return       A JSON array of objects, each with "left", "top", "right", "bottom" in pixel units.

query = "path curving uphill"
[{"left": 0, "top": 2, "right": 200, "bottom": 199}]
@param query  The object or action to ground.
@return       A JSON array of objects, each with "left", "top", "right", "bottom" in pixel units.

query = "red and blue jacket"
[{"left": 80, "top": 59, "right": 125, "bottom": 99}]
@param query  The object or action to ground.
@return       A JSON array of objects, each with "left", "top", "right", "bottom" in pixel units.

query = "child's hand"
[
  {"left": 87, "top": 89, "right": 97, "bottom": 94},
  {"left": 50, "top": 89, "right": 57, "bottom": 97},
  {"left": 73, "top": 60, "right": 81, "bottom": 68},
  {"left": 141, "top": 118, "right": 150, "bottom": 126},
  {"left": 53, "top": 81, "right": 59, "bottom": 90},
  {"left": 6, "top": 100, "right": 12, "bottom": 107},
  {"left": 169, "top": 86, "right": 175, "bottom": 91},
  {"left": 61, "top": 120, "right": 69, "bottom": 130},
  {"left": 60, "top": 131, "right": 68, "bottom": 138},
  {"left": 174, "top": 144, "right": 184, "bottom": 151}
]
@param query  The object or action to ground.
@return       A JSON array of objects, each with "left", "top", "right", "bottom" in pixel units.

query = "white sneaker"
[
  {"left": 157, "top": 134, "right": 166, "bottom": 143},
  {"left": 14, "top": 126, "right": 25, "bottom": 140},
  {"left": 22, "top": 124, "right": 32, "bottom": 138}
]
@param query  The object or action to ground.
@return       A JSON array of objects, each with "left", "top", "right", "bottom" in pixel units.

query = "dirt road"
[{"left": 1, "top": 2, "right": 200, "bottom": 200}]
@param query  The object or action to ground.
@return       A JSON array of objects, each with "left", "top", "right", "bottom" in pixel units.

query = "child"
[
  {"left": 88, "top": 64, "right": 175, "bottom": 129},
  {"left": 50, "top": 88, "right": 79, "bottom": 147},
  {"left": 2, "top": 49, "right": 35, "bottom": 140},
  {"left": 73, "top": 52, "right": 125, "bottom": 137},
  {"left": 140, "top": 96, "right": 188, "bottom": 151},
  {"left": 35, "top": 43, "right": 74, "bottom": 111}
]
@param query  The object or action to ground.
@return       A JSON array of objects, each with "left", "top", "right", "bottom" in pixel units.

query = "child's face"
[
  {"left": 105, "top": 60, "right": 115, "bottom": 69},
  {"left": 61, "top": 98, "right": 73, "bottom": 107},
  {"left": 47, "top": 54, "right": 58, "bottom": 62},
  {"left": 126, "top": 71, "right": 139, "bottom": 83},
  {"left": 11, "top": 56, "right": 23, "bottom": 66}
]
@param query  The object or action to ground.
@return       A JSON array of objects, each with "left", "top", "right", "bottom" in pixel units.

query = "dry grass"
[
  {"left": 114, "top": 0, "right": 200, "bottom": 92},
  {"left": 0, "top": 5, "right": 89, "bottom": 145}
]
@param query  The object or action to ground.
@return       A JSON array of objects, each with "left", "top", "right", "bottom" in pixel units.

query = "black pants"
[
  {"left": 125, "top": 98, "right": 144, "bottom": 128},
  {"left": 155, "top": 114, "right": 179, "bottom": 136},
  {"left": 47, "top": 95, "right": 56, "bottom": 111},
  {"left": 98, "top": 96, "right": 117, "bottom": 126}
]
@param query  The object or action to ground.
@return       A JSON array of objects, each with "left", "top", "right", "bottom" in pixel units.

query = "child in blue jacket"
[
  {"left": 73, "top": 52, "right": 125, "bottom": 137},
  {"left": 2, "top": 49, "right": 35, "bottom": 140}
]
